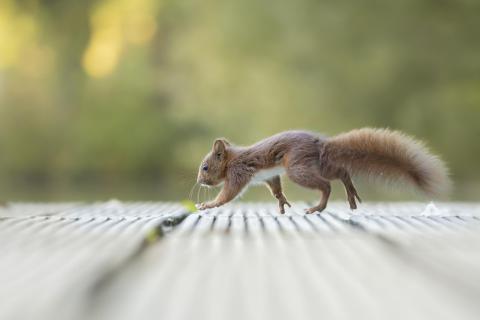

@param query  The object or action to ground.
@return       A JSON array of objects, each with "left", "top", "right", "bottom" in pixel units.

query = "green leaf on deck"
[
  {"left": 181, "top": 200, "right": 198, "bottom": 213},
  {"left": 145, "top": 229, "right": 160, "bottom": 244}
]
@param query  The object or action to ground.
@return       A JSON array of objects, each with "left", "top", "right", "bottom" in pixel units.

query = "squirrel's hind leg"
[
  {"left": 304, "top": 182, "right": 331, "bottom": 214},
  {"left": 339, "top": 171, "right": 361, "bottom": 210},
  {"left": 285, "top": 165, "right": 331, "bottom": 214},
  {"left": 265, "top": 176, "right": 291, "bottom": 214}
]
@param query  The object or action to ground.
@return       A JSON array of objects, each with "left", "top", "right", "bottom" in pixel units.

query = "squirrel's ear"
[{"left": 213, "top": 138, "right": 229, "bottom": 157}]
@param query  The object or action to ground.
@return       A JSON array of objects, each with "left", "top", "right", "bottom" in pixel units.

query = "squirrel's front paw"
[{"left": 196, "top": 202, "right": 216, "bottom": 210}]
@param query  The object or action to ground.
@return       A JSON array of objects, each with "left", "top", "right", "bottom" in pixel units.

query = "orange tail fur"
[{"left": 326, "top": 128, "right": 451, "bottom": 196}]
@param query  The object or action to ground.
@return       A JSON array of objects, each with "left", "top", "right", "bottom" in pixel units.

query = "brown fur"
[
  {"left": 325, "top": 128, "right": 450, "bottom": 196},
  {"left": 196, "top": 128, "right": 450, "bottom": 213}
]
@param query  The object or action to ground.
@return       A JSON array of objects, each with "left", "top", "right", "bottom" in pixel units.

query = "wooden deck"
[{"left": 1, "top": 201, "right": 479, "bottom": 320}]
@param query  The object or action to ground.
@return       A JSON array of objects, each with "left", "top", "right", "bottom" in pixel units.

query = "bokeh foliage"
[{"left": 0, "top": 0, "right": 479, "bottom": 201}]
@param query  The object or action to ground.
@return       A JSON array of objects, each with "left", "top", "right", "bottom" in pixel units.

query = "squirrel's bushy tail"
[{"left": 325, "top": 128, "right": 450, "bottom": 196}]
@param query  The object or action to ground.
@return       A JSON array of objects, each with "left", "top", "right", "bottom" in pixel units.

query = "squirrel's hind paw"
[{"left": 304, "top": 205, "right": 326, "bottom": 214}]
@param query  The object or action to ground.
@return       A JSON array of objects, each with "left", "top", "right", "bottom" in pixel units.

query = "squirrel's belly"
[{"left": 250, "top": 166, "right": 286, "bottom": 185}]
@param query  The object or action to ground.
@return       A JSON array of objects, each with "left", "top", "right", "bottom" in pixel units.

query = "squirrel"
[{"left": 195, "top": 128, "right": 450, "bottom": 214}]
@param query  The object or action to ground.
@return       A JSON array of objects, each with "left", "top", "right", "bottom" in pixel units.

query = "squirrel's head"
[{"left": 197, "top": 138, "right": 230, "bottom": 187}]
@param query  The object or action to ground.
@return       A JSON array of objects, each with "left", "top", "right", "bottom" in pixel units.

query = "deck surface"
[{"left": 1, "top": 201, "right": 480, "bottom": 320}]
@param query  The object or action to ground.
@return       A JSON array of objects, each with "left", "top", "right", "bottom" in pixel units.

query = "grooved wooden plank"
[
  {"left": 88, "top": 202, "right": 480, "bottom": 320},
  {"left": 0, "top": 201, "right": 479, "bottom": 320},
  {"left": 0, "top": 201, "right": 188, "bottom": 320}
]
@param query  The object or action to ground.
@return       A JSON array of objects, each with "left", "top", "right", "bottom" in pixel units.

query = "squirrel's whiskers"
[{"left": 188, "top": 182, "right": 198, "bottom": 202}]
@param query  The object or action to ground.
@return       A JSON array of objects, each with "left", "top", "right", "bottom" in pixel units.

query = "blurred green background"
[{"left": 0, "top": 0, "right": 479, "bottom": 202}]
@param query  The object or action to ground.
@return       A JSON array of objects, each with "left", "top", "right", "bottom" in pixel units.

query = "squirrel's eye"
[{"left": 202, "top": 164, "right": 208, "bottom": 171}]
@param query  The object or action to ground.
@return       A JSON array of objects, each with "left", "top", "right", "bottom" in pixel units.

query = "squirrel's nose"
[
  {"left": 199, "top": 178, "right": 211, "bottom": 187},
  {"left": 197, "top": 176, "right": 206, "bottom": 185}
]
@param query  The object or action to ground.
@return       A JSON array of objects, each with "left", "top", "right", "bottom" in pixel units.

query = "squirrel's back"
[{"left": 324, "top": 128, "right": 450, "bottom": 196}]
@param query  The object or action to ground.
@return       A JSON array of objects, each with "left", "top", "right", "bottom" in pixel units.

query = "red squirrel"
[{"left": 195, "top": 128, "right": 450, "bottom": 214}]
